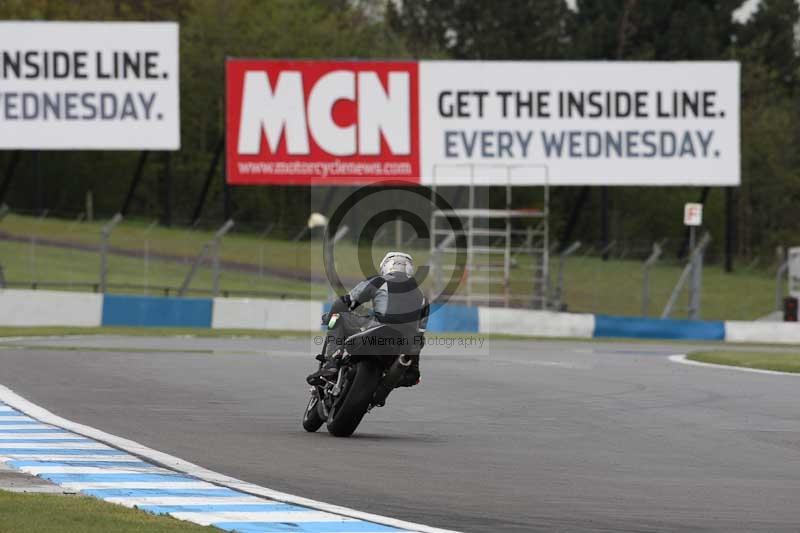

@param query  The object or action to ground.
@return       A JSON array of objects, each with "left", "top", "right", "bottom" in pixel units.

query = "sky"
[
  {"left": 563, "top": 0, "right": 762, "bottom": 22},
  {"left": 732, "top": 0, "right": 762, "bottom": 22}
]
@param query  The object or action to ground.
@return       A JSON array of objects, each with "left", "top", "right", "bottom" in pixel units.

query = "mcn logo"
[{"left": 226, "top": 60, "right": 420, "bottom": 185}]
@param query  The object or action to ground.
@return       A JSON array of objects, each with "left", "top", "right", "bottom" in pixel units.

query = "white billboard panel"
[
  {"left": 0, "top": 22, "right": 180, "bottom": 150},
  {"left": 419, "top": 61, "right": 739, "bottom": 186}
]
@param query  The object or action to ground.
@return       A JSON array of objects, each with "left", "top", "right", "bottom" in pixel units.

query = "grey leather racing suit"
[{"left": 322, "top": 271, "right": 428, "bottom": 385}]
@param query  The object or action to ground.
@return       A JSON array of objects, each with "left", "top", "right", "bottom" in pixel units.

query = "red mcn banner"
[{"left": 226, "top": 59, "right": 420, "bottom": 185}]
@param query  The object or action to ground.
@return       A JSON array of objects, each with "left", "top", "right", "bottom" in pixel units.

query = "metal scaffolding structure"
[{"left": 429, "top": 165, "right": 550, "bottom": 309}]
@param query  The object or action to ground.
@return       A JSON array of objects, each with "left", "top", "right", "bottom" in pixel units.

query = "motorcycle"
[{"left": 302, "top": 314, "right": 422, "bottom": 437}]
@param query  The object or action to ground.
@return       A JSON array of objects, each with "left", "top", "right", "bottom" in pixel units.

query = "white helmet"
[{"left": 379, "top": 252, "right": 414, "bottom": 277}]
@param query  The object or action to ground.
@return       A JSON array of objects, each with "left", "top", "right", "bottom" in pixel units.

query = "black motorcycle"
[{"left": 302, "top": 316, "right": 421, "bottom": 437}]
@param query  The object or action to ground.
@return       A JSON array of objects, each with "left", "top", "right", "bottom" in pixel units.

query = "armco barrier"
[
  {"left": 320, "top": 301, "right": 478, "bottom": 333},
  {"left": 212, "top": 297, "right": 322, "bottom": 331},
  {"left": 0, "top": 289, "right": 102, "bottom": 327},
  {"left": 594, "top": 314, "right": 725, "bottom": 341},
  {"left": 101, "top": 294, "right": 212, "bottom": 328},
  {"left": 479, "top": 307, "right": 594, "bottom": 338},
  {"left": 3, "top": 288, "right": 800, "bottom": 344},
  {"left": 724, "top": 320, "right": 800, "bottom": 344},
  {"left": 427, "top": 303, "right": 479, "bottom": 332}
]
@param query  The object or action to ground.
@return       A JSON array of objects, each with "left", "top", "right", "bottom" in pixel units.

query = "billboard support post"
[
  {"left": 725, "top": 188, "right": 735, "bottom": 272},
  {"left": 121, "top": 151, "right": 149, "bottom": 216},
  {"left": 35, "top": 151, "right": 43, "bottom": 215},
  {"left": 191, "top": 136, "right": 224, "bottom": 226},
  {"left": 161, "top": 152, "right": 172, "bottom": 227},
  {"left": 559, "top": 187, "right": 589, "bottom": 252},
  {"left": 600, "top": 187, "right": 610, "bottom": 261},
  {"left": 0, "top": 151, "right": 21, "bottom": 205},
  {"left": 223, "top": 174, "right": 231, "bottom": 221}
]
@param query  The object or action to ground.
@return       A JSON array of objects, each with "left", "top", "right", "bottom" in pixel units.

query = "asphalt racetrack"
[{"left": 1, "top": 335, "right": 800, "bottom": 532}]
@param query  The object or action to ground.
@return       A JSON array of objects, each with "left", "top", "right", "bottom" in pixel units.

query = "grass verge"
[
  {"left": 688, "top": 350, "right": 800, "bottom": 373},
  {"left": 0, "top": 212, "right": 780, "bottom": 320},
  {"left": 0, "top": 490, "right": 212, "bottom": 532}
]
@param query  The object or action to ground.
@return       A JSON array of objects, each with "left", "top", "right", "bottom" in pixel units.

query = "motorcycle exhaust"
[{"left": 372, "top": 354, "right": 413, "bottom": 407}]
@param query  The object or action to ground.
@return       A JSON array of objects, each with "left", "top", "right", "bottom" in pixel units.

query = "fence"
[
  {"left": 0, "top": 208, "right": 789, "bottom": 322},
  {"left": 0, "top": 210, "right": 322, "bottom": 300}
]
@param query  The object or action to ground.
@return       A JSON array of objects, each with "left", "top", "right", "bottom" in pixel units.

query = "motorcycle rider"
[{"left": 306, "top": 251, "right": 427, "bottom": 387}]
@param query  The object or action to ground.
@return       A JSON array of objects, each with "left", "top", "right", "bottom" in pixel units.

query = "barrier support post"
[
  {"left": 641, "top": 242, "right": 663, "bottom": 317},
  {"left": 180, "top": 219, "right": 234, "bottom": 297},
  {"left": 99, "top": 213, "right": 123, "bottom": 293},
  {"left": 662, "top": 232, "right": 711, "bottom": 319},
  {"left": 554, "top": 241, "right": 581, "bottom": 311}
]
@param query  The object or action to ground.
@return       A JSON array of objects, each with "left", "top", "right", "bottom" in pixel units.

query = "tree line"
[{"left": 0, "top": 0, "right": 797, "bottom": 263}]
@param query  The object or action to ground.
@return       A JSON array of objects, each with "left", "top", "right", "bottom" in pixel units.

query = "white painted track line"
[
  {"left": 0, "top": 433, "right": 87, "bottom": 440},
  {"left": 0, "top": 384, "right": 460, "bottom": 533},
  {"left": 60, "top": 481, "right": 219, "bottom": 490},
  {"left": 0, "top": 424, "right": 57, "bottom": 430},
  {"left": 0, "top": 442, "right": 112, "bottom": 449},
  {"left": 171, "top": 510, "right": 354, "bottom": 526},
  {"left": 107, "top": 496, "right": 266, "bottom": 506},
  {"left": 17, "top": 466, "right": 170, "bottom": 475},
  {"left": 669, "top": 354, "right": 800, "bottom": 377},
  {"left": 0, "top": 454, "right": 140, "bottom": 462}
]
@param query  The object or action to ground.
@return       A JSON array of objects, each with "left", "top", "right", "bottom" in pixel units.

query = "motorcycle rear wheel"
[{"left": 326, "top": 361, "right": 382, "bottom": 437}]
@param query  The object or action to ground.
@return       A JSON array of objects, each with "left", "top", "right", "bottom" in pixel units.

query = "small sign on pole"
[
  {"left": 788, "top": 247, "right": 800, "bottom": 299},
  {"left": 684, "top": 203, "right": 703, "bottom": 226}
]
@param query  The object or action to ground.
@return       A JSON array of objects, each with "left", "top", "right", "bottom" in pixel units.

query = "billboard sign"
[
  {"left": 0, "top": 22, "right": 180, "bottom": 150},
  {"left": 226, "top": 60, "right": 739, "bottom": 186}
]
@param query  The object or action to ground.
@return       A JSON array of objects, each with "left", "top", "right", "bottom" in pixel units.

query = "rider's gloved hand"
[{"left": 321, "top": 312, "right": 330, "bottom": 325}]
